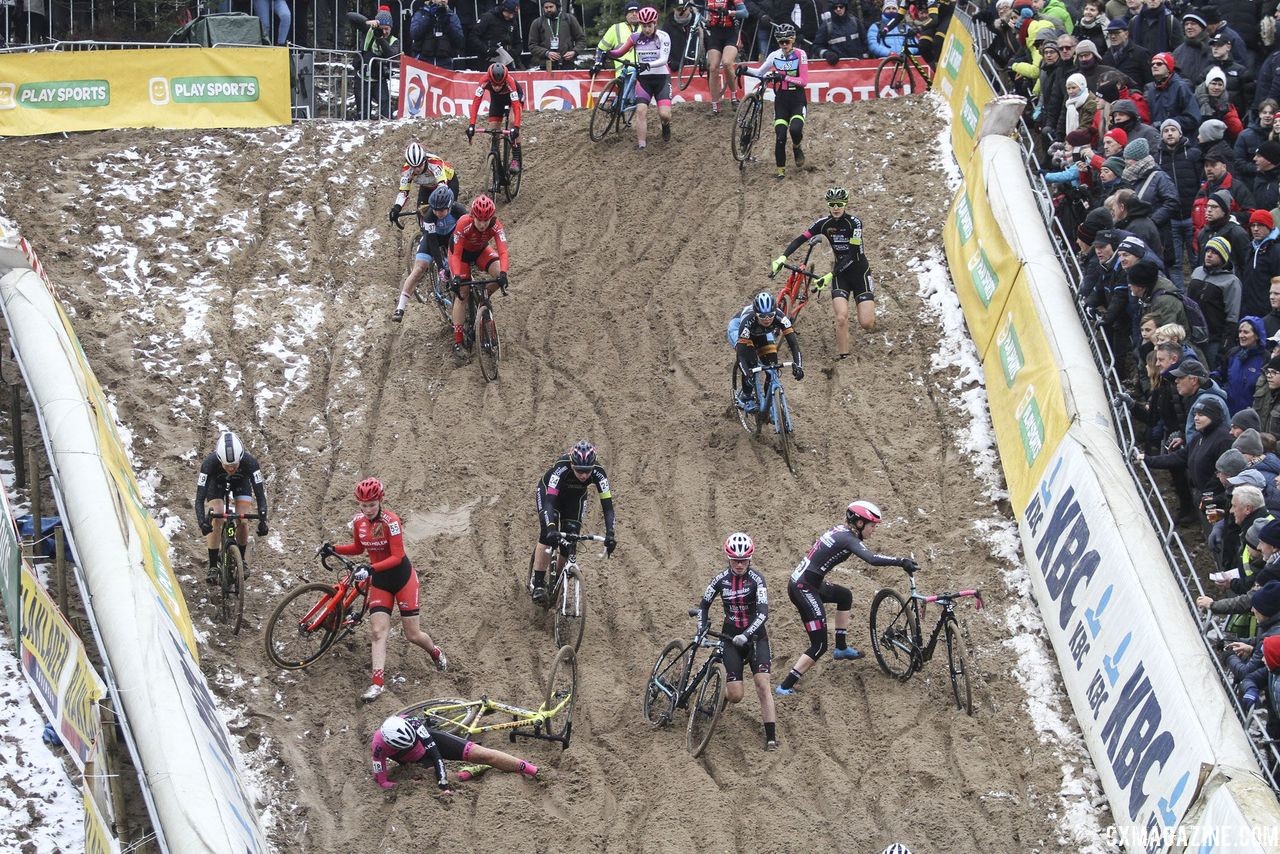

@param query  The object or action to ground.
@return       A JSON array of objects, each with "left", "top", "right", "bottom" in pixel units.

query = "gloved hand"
[
  {"left": 199, "top": 519, "right": 213, "bottom": 536},
  {"left": 390, "top": 203, "right": 403, "bottom": 227},
  {"left": 902, "top": 557, "right": 920, "bottom": 573},
  {"left": 257, "top": 520, "right": 269, "bottom": 536},
  {"left": 591, "top": 62, "right": 603, "bottom": 74},
  {"left": 758, "top": 13, "right": 772, "bottom": 26},
  {"left": 823, "top": 50, "right": 838, "bottom": 65},
  {"left": 1242, "top": 689, "right": 1259, "bottom": 709},
  {"left": 1113, "top": 391, "right": 1135, "bottom": 407},
  {"left": 378, "top": 779, "right": 396, "bottom": 790},
  {"left": 815, "top": 272, "right": 832, "bottom": 291},
  {"left": 770, "top": 255, "right": 788, "bottom": 274},
  {"left": 732, "top": 633, "right": 749, "bottom": 648},
  {"left": 637, "top": 61, "right": 651, "bottom": 72},
  {"left": 497, "top": 271, "right": 509, "bottom": 294},
  {"left": 605, "top": 533, "right": 617, "bottom": 556},
  {"left": 545, "top": 528, "right": 562, "bottom": 547},
  {"left": 319, "top": 541, "right": 335, "bottom": 557},
  {"left": 466, "top": 124, "right": 475, "bottom": 142},
  {"left": 354, "top": 565, "right": 371, "bottom": 583},
  {"left": 792, "top": 363, "right": 804, "bottom": 380}
]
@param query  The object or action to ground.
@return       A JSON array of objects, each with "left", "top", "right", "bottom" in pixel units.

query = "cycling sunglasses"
[{"left": 828, "top": 201, "right": 848, "bottom": 209}]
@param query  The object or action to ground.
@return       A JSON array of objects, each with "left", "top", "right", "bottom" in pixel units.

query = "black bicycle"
[
  {"left": 641, "top": 608, "right": 729, "bottom": 757},
  {"left": 672, "top": 2, "right": 708, "bottom": 91},
  {"left": 455, "top": 273, "right": 503, "bottom": 381},
  {"left": 527, "top": 532, "right": 606, "bottom": 652},
  {"left": 868, "top": 564, "right": 982, "bottom": 715},
  {"left": 874, "top": 27, "right": 933, "bottom": 97},
  {"left": 207, "top": 484, "right": 261, "bottom": 635},
  {"left": 730, "top": 67, "right": 778, "bottom": 169},
  {"left": 482, "top": 122, "right": 521, "bottom": 203},
  {"left": 393, "top": 207, "right": 452, "bottom": 327}
]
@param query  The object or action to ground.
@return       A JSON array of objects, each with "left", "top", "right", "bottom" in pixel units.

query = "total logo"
[
  {"left": 404, "top": 74, "right": 428, "bottom": 118},
  {"left": 532, "top": 80, "right": 578, "bottom": 111}
]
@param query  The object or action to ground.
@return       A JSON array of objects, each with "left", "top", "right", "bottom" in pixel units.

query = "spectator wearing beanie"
[
  {"left": 1240, "top": 210, "right": 1280, "bottom": 320},
  {"left": 1103, "top": 20, "right": 1153, "bottom": 87},
  {"left": 1255, "top": 358, "right": 1280, "bottom": 434},
  {"left": 1062, "top": 73, "right": 1098, "bottom": 139},
  {"left": 1196, "top": 66, "right": 1243, "bottom": 141},
  {"left": 1195, "top": 186, "right": 1251, "bottom": 276},
  {"left": 1128, "top": 257, "right": 1187, "bottom": 331},
  {"left": 1251, "top": 140, "right": 1280, "bottom": 214},
  {"left": 1228, "top": 580, "right": 1280, "bottom": 705},
  {"left": 1145, "top": 51, "right": 1203, "bottom": 137},
  {"left": 1145, "top": 397, "right": 1234, "bottom": 525},
  {"left": 1198, "top": 520, "right": 1280, "bottom": 621},
  {"left": 1072, "top": 38, "right": 1117, "bottom": 92},
  {"left": 1188, "top": 233, "right": 1242, "bottom": 368},
  {"left": 1174, "top": 10, "right": 1212, "bottom": 88},
  {"left": 1223, "top": 316, "right": 1267, "bottom": 413},
  {"left": 1154, "top": 117, "right": 1201, "bottom": 290},
  {"left": 1121, "top": 137, "right": 1180, "bottom": 274},
  {"left": 1231, "top": 408, "right": 1263, "bottom": 437},
  {"left": 1102, "top": 126, "right": 1128, "bottom": 157},
  {"left": 1075, "top": 206, "right": 1113, "bottom": 253},
  {"left": 1197, "top": 118, "right": 1227, "bottom": 147}
]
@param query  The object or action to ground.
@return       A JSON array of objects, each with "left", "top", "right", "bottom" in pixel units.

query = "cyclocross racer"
[
  {"left": 466, "top": 63, "right": 524, "bottom": 174},
  {"left": 390, "top": 141, "right": 460, "bottom": 226},
  {"left": 372, "top": 714, "right": 538, "bottom": 791},
  {"left": 602, "top": 6, "right": 674, "bottom": 148},
  {"left": 447, "top": 194, "right": 509, "bottom": 357},
  {"left": 194, "top": 431, "right": 268, "bottom": 585},
  {"left": 730, "top": 291, "right": 803, "bottom": 412},
  {"left": 747, "top": 23, "right": 809, "bottom": 179},
  {"left": 392, "top": 184, "right": 468, "bottom": 323},
  {"left": 531, "top": 440, "right": 617, "bottom": 603}
]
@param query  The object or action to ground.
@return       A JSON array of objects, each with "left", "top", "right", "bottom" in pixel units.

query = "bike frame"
[
  {"left": 896, "top": 570, "right": 982, "bottom": 666},
  {"left": 650, "top": 632, "right": 726, "bottom": 711},
  {"left": 298, "top": 554, "right": 369, "bottom": 633},
  {"left": 772, "top": 237, "right": 827, "bottom": 321},
  {"left": 752, "top": 362, "right": 792, "bottom": 435}
]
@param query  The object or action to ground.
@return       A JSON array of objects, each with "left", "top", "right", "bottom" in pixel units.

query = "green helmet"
[{"left": 825, "top": 187, "right": 849, "bottom": 205}]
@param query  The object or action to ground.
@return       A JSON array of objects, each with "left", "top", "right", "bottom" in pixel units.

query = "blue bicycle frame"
[
  {"left": 619, "top": 64, "right": 639, "bottom": 117},
  {"left": 753, "top": 363, "right": 793, "bottom": 435}
]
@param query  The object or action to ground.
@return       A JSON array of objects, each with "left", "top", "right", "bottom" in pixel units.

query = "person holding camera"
[
  {"left": 352, "top": 6, "right": 402, "bottom": 119},
  {"left": 408, "top": 0, "right": 465, "bottom": 68},
  {"left": 529, "top": 0, "right": 586, "bottom": 69},
  {"left": 813, "top": 0, "right": 864, "bottom": 64}
]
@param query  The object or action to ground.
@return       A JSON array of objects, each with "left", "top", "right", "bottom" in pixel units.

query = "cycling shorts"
[
  {"left": 450, "top": 247, "right": 501, "bottom": 284},
  {"left": 772, "top": 89, "right": 806, "bottom": 125},
  {"left": 535, "top": 490, "right": 586, "bottom": 545},
  {"left": 415, "top": 234, "right": 450, "bottom": 265},
  {"left": 207, "top": 494, "right": 255, "bottom": 509},
  {"left": 722, "top": 628, "right": 771, "bottom": 681},
  {"left": 705, "top": 27, "right": 740, "bottom": 53},
  {"left": 487, "top": 91, "right": 513, "bottom": 121},
  {"left": 831, "top": 263, "right": 874, "bottom": 304},
  {"left": 636, "top": 73, "right": 672, "bottom": 106},
  {"left": 431, "top": 728, "right": 476, "bottom": 762},
  {"left": 787, "top": 578, "right": 851, "bottom": 631},
  {"left": 369, "top": 557, "right": 419, "bottom": 617}
]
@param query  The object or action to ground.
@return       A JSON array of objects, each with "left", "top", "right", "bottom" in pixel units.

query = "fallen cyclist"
[{"left": 371, "top": 714, "right": 539, "bottom": 792}]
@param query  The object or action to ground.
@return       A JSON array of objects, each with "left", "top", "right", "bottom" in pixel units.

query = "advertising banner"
[
  {"left": 84, "top": 785, "right": 122, "bottom": 854},
  {"left": 398, "top": 57, "right": 916, "bottom": 118},
  {"left": 18, "top": 564, "right": 105, "bottom": 770},
  {"left": 0, "top": 482, "right": 20, "bottom": 638},
  {"left": 0, "top": 48, "right": 291, "bottom": 137},
  {"left": 934, "top": 13, "right": 996, "bottom": 176}
]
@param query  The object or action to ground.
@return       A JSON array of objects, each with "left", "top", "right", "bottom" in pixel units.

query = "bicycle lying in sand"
[
  {"left": 263, "top": 549, "right": 371, "bottom": 670},
  {"left": 641, "top": 608, "right": 730, "bottom": 758},
  {"left": 397, "top": 645, "right": 579, "bottom": 749}
]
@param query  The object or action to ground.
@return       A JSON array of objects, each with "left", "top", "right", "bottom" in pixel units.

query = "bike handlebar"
[
  {"left": 209, "top": 512, "right": 262, "bottom": 520},
  {"left": 686, "top": 607, "right": 730, "bottom": 642},
  {"left": 921, "top": 589, "right": 983, "bottom": 610},
  {"left": 751, "top": 361, "right": 793, "bottom": 373}
]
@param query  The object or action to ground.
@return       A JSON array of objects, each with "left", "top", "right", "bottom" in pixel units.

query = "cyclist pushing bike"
[
  {"left": 392, "top": 185, "right": 467, "bottom": 323},
  {"left": 729, "top": 291, "right": 803, "bottom": 413},
  {"left": 776, "top": 500, "right": 916, "bottom": 696},
  {"left": 701, "top": 0, "right": 746, "bottom": 115},
  {"left": 372, "top": 714, "right": 539, "bottom": 792},
  {"left": 466, "top": 63, "right": 524, "bottom": 174},
  {"left": 194, "top": 431, "right": 268, "bottom": 585},
  {"left": 322, "top": 477, "right": 447, "bottom": 702},
  {"left": 532, "top": 440, "right": 616, "bottom": 604},
  {"left": 389, "top": 142, "right": 461, "bottom": 228},
  {"left": 741, "top": 23, "right": 809, "bottom": 179},
  {"left": 771, "top": 187, "right": 876, "bottom": 360},
  {"left": 697, "top": 532, "right": 778, "bottom": 750},
  {"left": 597, "top": 6, "right": 674, "bottom": 148},
  {"left": 447, "top": 194, "right": 509, "bottom": 358}
]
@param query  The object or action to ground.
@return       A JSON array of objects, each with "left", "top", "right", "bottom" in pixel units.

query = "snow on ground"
[{"left": 919, "top": 98, "right": 1113, "bottom": 851}]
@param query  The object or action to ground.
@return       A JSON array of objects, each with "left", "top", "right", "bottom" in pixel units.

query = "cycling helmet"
[
  {"left": 637, "top": 6, "right": 659, "bottom": 23},
  {"left": 754, "top": 291, "right": 776, "bottom": 315},
  {"left": 215, "top": 431, "right": 244, "bottom": 466},
  {"left": 880, "top": 847, "right": 913, "bottom": 854},
  {"left": 470, "top": 194, "right": 496, "bottom": 221},
  {"left": 570, "top": 440, "right": 597, "bottom": 471},
  {"left": 825, "top": 186, "right": 850, "bottom": 205},
  {"left": 380, "top": 716, "right": 416, "bottom": 750},
  {"left": 355, "top": 477, "right": 385, "bottom": 503},
  {"left": 774, "top": 23, "right": 796, "bottom": 40},
  {"left": 724, "top": 532, "right": 755, "bottom": 559},
  {"left": 486, "top": 62, "right": 508, "bottom": 87},
  {"left": 847, "top": 499, "right": 882, "bottom": 527},
  {"left": 428, "top": 185, "right": 454, "bottom": 210},
  {"left": 404, "top": 141, "right": 427, "bottom": 168}
]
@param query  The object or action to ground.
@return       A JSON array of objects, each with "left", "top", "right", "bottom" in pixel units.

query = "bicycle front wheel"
[
  {"left": 869, "top": 588, "right": 920, "bottom": 680},
  {"left": 476, "top": 303, "right": 500, "bottom": 382},
  {"left": 642, "top": 639, "right": 687, "bottom": 727},
  {"left": 502, "top": 134, "right": 521, "bottom": 201},
  {"left": 589, "top": 77, "right": 622, "bottom": 142},
  {"left": 772, "top": 386, "right": 795, "bottom": 473},
  {"left": 730, "top": 96, "right": 762, "bottom": 165},
  {"left": 945, "top": 620, "right": 974, "bottom": 715},
  {"left": 543, "top": 645, "right": 578, "bottom": 744},
  {"left": 222, "top": 547, "right": 245, "bottom": 635},
  {"left": 487, "top": 147, "right": 503, "bottom": 200},
  {"left": 676, "top": 34, "right": 702, "bottom": 91},
  {"left": 553, "top": 566, "right": 586, "bottom": 652},
  {"left": 686, "top": 660, "right": 726, "bottom": 758},
  {"left": 263, "top": 582, "right": 340, "bottom": 669},
  {"left": 875, "top": 54, "right": 927, "bottom": 97}
]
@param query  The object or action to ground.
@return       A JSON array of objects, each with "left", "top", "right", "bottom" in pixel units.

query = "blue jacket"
[
  {"left": 867, "top": 13, "right": 914, "bottom": 58},
  {"left": 1223, "top": 317, "right": 1268, "bottom": 414},
  {"left": 1144, "top": 74, "right": 1202, "bottom": 138}
]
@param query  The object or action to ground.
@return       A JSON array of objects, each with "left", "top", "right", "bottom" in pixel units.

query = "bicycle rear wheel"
[
  {"left": 426, "top": 262, "right": 452, "bottom": 326},
  {"left": 772, "top": 386, "right": 795, "bottom": 474},
  {"left": 642, "top": 639, "right": 687, "bottom": 727},
  {"left": 502, "top": 134, "right": 521, "bottom": 201},
  {"left": 487, "top": 147, "right": 503, "bottom": 200},
  {"left": 875, "top": 54, "right": 927, "bottom": 97},
  {"left": 543, "top": 645, "right": 578, "bottom": 744},
  {"left": 476, "top": 303, "right": 500, "bottom": 382},
  {"left": 685, "top": 661, "right": 726, "bottom": 757},
  {"left": 553, "top": 566, "right": 586, "bottom": 652},
  {"left": 398, "top": 697, "right": 482, "bottom": 734},
  {"left": 945, "top": 620, "right": 974, "bottom": 715},
  {"left": 221, "top": 546, "right": 245, "bottom": 635},
  {"left": 676, "top": 34, "right": 702, "bottom": 91},
  {"left": 869, "top": 588, "right": 920, "bottom": 680},
  {"left": 263, "top": 582, "right": 340, "bottom": 669},
  {"left": 589, "top": 78, "right": 622, "bottom": 142},
  {"left": 730, "top": 96, "right": 761, "bottom": 166}
]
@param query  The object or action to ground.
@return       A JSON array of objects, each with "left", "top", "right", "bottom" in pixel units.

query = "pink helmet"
[
  {"left": 637, "top": 6, "right": 658, "bottom": 23},
  {"left": 846, "top": 500, "right": 882, "bottom": 527},
  {"left": 724, "top": 532, "right": 755, "bottom": 559}
]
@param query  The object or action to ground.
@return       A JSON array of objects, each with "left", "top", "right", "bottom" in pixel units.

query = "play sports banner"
[
  {"left": 398, "top": 56, "right": 922, "bottom": 118},
  {"left": 0, "top": 47, "right": 290, "bottom": 137},
  {"left": 933, "top": 10, "right": 996, "bottom": 177}
]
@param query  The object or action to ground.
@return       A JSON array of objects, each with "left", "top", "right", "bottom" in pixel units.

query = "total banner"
[
  {"left": 398, "top": 56, "right": 915, "bottom": 118},
  {"left": 0, "top": 47, "right": 291, "bottom": 137}
]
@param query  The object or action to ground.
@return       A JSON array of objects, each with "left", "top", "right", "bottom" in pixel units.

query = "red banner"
[{"left": 398, "top": 57, "right": 918, "bottom": 119}]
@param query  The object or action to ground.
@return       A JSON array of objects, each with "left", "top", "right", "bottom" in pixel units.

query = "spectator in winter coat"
[
  {"left": 1144, "top": 394, "right": 1233, "bottom": 522},
  {"left": 1144, "top": 52, "right": 1202, "bottom": 137},
  {"left": 979, "top": 0, "right": 1022, "bottom": 66},
  {"left": 355, "top": 7, "right": 402, "bottom": 120},
  {"left": 1171, "top": 358, "right": 1233, "bottom": 439},
  {"left": 1070, "top": 38, "right": 1117, "bottom": 92},
  {"left": 1155, "top": 119, "right": 1201, "bottom": 289},
  {"left": 867, "top": 0, "right": 915, "bottom": 58},
  {"left": 1128, "top": 0, "right": 1180, "bottom": 56},
  {"left": 814, "top": 0, "right": 865, "bottom": 62},
  {"left": 1109, "top": 96, "right": 1160, "bottom": 148},
  {"left": 1255, "top": 357, "right": 1280, "bottom": 435},
  {"left": 1235, "top": 100, "right": 1276, "bottom": 184},
  {"left": 1173, "top": 9, "right": 1212, "bottom": 87},
  {"left": 1195, "top": 186, "right": 1252, "bottom": 268},
  {"left": 1241, "top": 212, "right": 1280, "bottom": 318},
  {"left": 1114, "top": 200, "right": 1164, "bottom": 259},
  {"left": 408, "top": 0, "right": 465, "bottom": 68},
  {"left": 1075, "top": 1, "right": 1107, "bottom": 45},
  {"left": 1251, "top": 141, "right": 1280, "bottom": 215},
  {"left": 1102, "top": 126, "right": 1128, "bottom": 157},
  {"left": 1122, "top": 137, "right": 1179, "bottom": 261},
  {"left": 1264, "top": 281, "right": 1280, "bottom": 340},
  {"left": 1062, "top": 74, "right": 1099, "bottom": 139},
  {"left": 1209, "top": 0, "right": 1258, "bottom": 58},
  {"left": 1225, "top": 318, "right": 1269, "bottom": 415},
  {"left": 528, "top": 0, "right": 586, "bottom": 68},
  {"left": 1225, "top": 581, "right": 1280, "bottom": 710},
  {"left": 1200, "top": 5, "right": 1248, "bottom": 66},
  {"left": 471, "top": 0, "right": 522, "bottom": 69},
  {"left": 1034, "top": 0, "right": 1073, "bottom": 35},
  {"left": 1197, "top": 67, "right": 1244, "bottom": 142},
  {"left": 1103, "top": 18, "right": 1152, "bottom": 86},
  {"left": 1188, "top": 235, "right": 1242, "bottom": 368},
  {"left": 1207, "top": 33, "right": 1252, "bottom": 114},
  {"left": 1130, "top": 258, "right": 1188, "bottom": 335}
]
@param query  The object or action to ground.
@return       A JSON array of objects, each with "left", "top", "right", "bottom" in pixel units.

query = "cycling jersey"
[
  {"left": 371, "top": 715, "right": 477, "bottom": 789},
  {"left": 536, "top": 455, "right": 616, "bottom": 535},
  {"left": 755, "top": 47, "right": 809, "bottom": 93},
  {"left": 784, "top": 214, "right": 868, "bottom": 276},
  {"left": 734, "top": 304, "right": 801, "bottom": 368},
  {"left": 791, "top": 524, "right": 909, "bottom": 587},
  {"left": 394, "top": 156, "right": 457, "bottom": 210},
  {"left": 417, "top": 201, "right": 469, "bottom": 263},
  {"left": 336, "top": 509, "right": 412, "bottom": 583},
  {"left": 610, "top": 29, "right": 672, "bottom": 76},
  {"left": 194, "top": 451, "right": 268, "bottom": 527},
  {"left": 706, "top": 0, "right": 747, "bottom": 29},
  {"left": 468, "top": 77, "right": 524, "bottom": 128},
  {"left": 448, "top": 213, "right": 509, "bottom": 278},
  {"left": 698, "top": 567, "right": 768, "bottom": 639}
]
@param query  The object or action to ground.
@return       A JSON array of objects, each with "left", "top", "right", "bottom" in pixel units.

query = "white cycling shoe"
[{"left": 361, "top": 683, "right": 384, "bottom": 702}]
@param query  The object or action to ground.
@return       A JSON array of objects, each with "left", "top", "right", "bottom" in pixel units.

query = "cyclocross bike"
[
  {"left": 730, "top": 67, "right": 778, "bottom": 169},
  {"left": 673, "top": 2, "right": 708, "bottom": 91},
  {"left": 588, "top": 58, "right": 641, "bottom": 142},
  {"left": 397, "top": 644, "right": 578, "bottom": 749},
  {"left": 769, "top": 236, "right": 831, "bottom": 323},
  {"left": 874, "top": 26, "right": 933, "bottom": 97},
  {"left": 393, "top": 207, "right": 453, "bottom": 327},
  {"left": 207, "top": 484, "right": 261, "bottom": 635},
  {"left": 482, "top": 122, "right": 522, "bottom": 203},
  {"left": 641, "top": 608, "right": 729, "bottom": 758},
  {"left": 456, "top": 273, "right": 503, "bottom": 381},
  {"left": 731, "top": 359, "right": 797, "bottom": 473},
  {"left": 868, "top": 563, "right": 982, "bottom": 715},
  {"left": 527, "top": 532, "right": 606, "bottom": 652},
  {"left": 263, "top": 548, "right": 371, "bottom": 670}
]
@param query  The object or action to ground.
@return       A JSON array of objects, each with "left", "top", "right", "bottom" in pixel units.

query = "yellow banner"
[
  {"left": 84, "top": 785, "right": 121, "bottom": 854},
  {"left": 0, "top": 47, "right": 290, "bottom": 137},
  {"left": 933, "top": 15, "right": 996, "bottom": 177}
]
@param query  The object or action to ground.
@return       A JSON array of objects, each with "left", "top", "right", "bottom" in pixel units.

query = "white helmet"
[
  {"left": 380, "top": 716, "right": 415, "bottom": 750},
  {"left": 404, "top": 141, "right": 427, "bottom": 168},
  {"left": 723, "top": 532, "right": 755, "bottom": 559},
  {"left": 847, "top": 499, "right": 882, "bottom": 527},
  {"left": 881, "top": 847, "right": 913, "bottom": 854},
  {"left": 215, "top": 431, "right": 244, "bottom": 466}
]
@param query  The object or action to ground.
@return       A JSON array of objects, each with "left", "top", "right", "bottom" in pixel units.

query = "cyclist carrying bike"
[
  {"left": 194, "top": 431, "right": 268, "bottom": 585},
  {"left": 776, "top": 500, "right": 917, "bottom": 696},
  {"left": 697, "top": 532, "right": 778, "bottom": 750},
  {"left": 372, "top": 714, "right": 539, "bottom": 792},
  {"left": 598, "top": 6, "right": 673, "bottom": 149},
  {"left": 447, "top": 194, "right": 509, "bottom": 358},
  {"left": 729, "top": 291, "right": 803, "bottom": 412},
  {"left": 392, "top": 185, "right": 467, "bottom": 323},
  {"left": 743, "top": 23, "right": 809, "bottom": 179},
  {"left": 466, "top": 63, "right": 524, "bottom": 174},
  {"left": 322, "top": 477, "right": 447, "bottom": 702},
  {"left": 532, "top": 440, "right": 617, "bottom": 603},
  {"left": 389, "top": 142, "right": 461, "bottom": 228},
  {"left": 771, "top": 187, "right": 875, "bottom": 359},
  {"left": 702, "top": 0, "right": 746, "bottom": 116}
]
